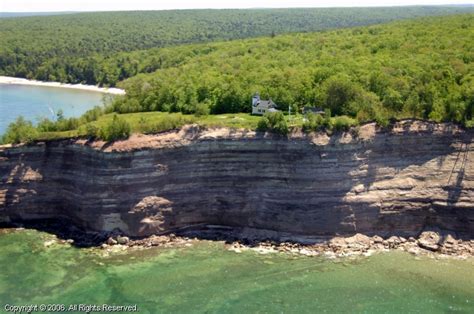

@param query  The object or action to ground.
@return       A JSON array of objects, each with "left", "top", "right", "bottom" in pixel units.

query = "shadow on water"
[{"left": 0, "top": 219, "right": 107, "bottom": 247}]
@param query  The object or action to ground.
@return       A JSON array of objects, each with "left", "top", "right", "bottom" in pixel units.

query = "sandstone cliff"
[{"left": 0, "top": 120, "right": 473, "bottom": 240}]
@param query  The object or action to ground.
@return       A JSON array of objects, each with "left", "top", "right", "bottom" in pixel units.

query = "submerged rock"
[{"left": 43, "top": 239, "right": 56, "bottom": 247}]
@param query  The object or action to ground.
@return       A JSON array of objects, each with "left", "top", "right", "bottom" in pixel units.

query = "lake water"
[
  {"left": 0, "top": 84, "right": 105, "bottom": 135},
  {"left": 0, "top": 229, "right": 472, "bottom": 313}
]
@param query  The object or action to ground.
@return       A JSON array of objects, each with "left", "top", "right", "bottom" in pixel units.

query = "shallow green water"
[{"left": 0, "top": 229, "right": 473, "bottom": 313}]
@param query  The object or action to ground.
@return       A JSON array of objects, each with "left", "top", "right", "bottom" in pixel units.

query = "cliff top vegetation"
[{"left": 1, "top": 13, "right": 473, "bottom": 144}]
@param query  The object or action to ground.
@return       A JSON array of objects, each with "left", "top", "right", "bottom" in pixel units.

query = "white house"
[{"left": 251, "top": 92, "right": 278, "bottom": 115}]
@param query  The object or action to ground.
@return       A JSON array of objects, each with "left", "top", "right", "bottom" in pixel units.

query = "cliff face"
[{"left": 0, "top": 121, "right": 473, "bottom": 239}]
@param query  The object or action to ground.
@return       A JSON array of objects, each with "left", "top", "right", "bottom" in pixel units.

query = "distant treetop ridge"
[{"left": 1, "top": 6, "right": 474, "bottom": 85}]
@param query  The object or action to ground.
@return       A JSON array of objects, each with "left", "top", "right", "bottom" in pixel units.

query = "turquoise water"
[
  {"left": 0, "top": 84, "right": 105, "bottom": 134},
  {"left": 0, "top": 229, "right": 473, "bottom": 313}
]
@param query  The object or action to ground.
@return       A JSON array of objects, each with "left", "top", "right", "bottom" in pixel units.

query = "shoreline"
[
  {"left": 0, "top": 76, "right": 126, "bottom": 95},
  {"left": 90, "top": 231, "right": 474, "bottom": 259},
  {"left": 4, "top": 223, "right": 472, "bottom": 259},
  {"left": 32, "top": 230, "right": 474, "bottom": 260}
]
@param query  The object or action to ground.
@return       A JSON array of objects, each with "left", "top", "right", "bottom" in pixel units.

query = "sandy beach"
[{"left": 0, "top": 76, "right": 126, "bottom": 95}]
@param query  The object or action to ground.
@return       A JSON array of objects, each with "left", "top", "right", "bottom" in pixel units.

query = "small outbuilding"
[
  {"left": 302, "top": 106, "right": 325, "bottom": 115},
  {"left": 252, "top": 93, "right": 278, "bottom": 115}
]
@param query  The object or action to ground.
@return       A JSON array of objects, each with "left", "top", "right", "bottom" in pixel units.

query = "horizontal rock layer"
[{"left": 0, "top": 121, "right": 473, "bottom": 238}]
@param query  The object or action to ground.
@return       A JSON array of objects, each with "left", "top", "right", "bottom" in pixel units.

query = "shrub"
[
  {"left": 85, "top": 124, "right": 100, "bottom": 139},
  {"left": 138, "top": 114, "right": 195, "bottom": 134},
  {"left": 446, "top": 101, "right": 465, "bottom": 123},
  {"left": 80, "top": 106, "right": 104, "bottom": 123},
  {"left": 350, "top": 91, "right": 385, "bottom": 124},
  {"left": 465, "top": 120, "right": 474, "bottom": 128},
  {"left": 2, "top": 116, "right": 38, "bottom": 144},
  {"left": 37, "top": 116, "right": 80, "bottom": 132},
  {"left": 37, "top": 118, "right": 58, "bottom": 132},
  {"left": 194, "top": 102, "right": 210, "bottom": 117},
  {"left": 56, "top": 117, "right": 80, "bottom": 131},
  {"left": 322, "top": 109, "right": 333, "bottom": 129},
  {"left": 374, "top": 113, "right": 390, "bottom": 128},
  {"left": 332, "top": 115, "right": 357, "bottom": 132},
  {"left": 303, "top": 110, "right": 333, "bottom": 133},
  {"left": 99, "top": 114, "right": 131, "bottom": 141},
  {"left": 302, "top": 113, "right": 324, "bottom": 132},
  {"left": 257, "top": 111, "right": 288, "bottom": 135}
]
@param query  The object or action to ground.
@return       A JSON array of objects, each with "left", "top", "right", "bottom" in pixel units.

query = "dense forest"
[
  {"left": 112, "top": 14, "right": 474, "bottom": 125},
  {"left": 2, "top": 13, "right": 474, "bottom": 143},
  {"left": 1, "top": 6, "right": 474, "bottom": 86}
]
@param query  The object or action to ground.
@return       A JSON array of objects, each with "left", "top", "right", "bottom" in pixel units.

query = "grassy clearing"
[
  {"left": 18, "top": 111, "right": 356, "bottom": 143},
  {"left": 33, "top": 112, "right": 264, "bottom": 141}
]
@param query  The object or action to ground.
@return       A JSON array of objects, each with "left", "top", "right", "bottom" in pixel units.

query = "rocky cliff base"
[
  {"left": 224, "top": 231, "right": 474, "bottom": 259},
  {"left": 23, "top": 226, "right": 473, "bottom": 259}
]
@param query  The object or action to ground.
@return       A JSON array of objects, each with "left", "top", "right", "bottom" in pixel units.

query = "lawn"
[
  {"left": 32, "top": 111, "right": 357, "bottom": 142},
  {"left": 34, "top": 112, "right": 297, "bottom": 141}
]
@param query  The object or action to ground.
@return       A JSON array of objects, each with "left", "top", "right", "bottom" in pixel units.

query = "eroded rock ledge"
[{"left": 0, "top": 120, "right": 473, "bottom": 250}]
